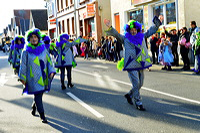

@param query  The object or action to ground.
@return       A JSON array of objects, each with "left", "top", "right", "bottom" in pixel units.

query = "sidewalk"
[{"left": 76, "top": 57, "right": 197, "bottom": 75}]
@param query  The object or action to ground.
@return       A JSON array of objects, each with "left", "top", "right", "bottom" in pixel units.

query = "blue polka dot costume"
[
  {"left": 55, "top": 34, "right": 87, "bottom": 68},
  {"left": 19, "top": 29, "right": 56, "bottom": 94},
  {"left": 106, "top": 16, "right": 162, "bottom": 110}
]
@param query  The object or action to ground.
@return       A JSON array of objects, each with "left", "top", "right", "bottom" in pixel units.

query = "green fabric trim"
[
  {"left": 12, "top": 51, "right": 14, "bottom": 55},
  {"left": 46, "top": 54, "right": 52, "bottom": 66},
  {"left": 34, "top": 56, "right": 40, "bottom": 66},
  {"left": 62, "top": 43, "right": 66, "bottom": 49},
  {"left": 117, "top": 58, "right": 124, "bottom": 71},
  {"left": 72, "top": 61, "right": 76, "bottom": 68},
  {"left": 146, "top": 58, "right": 151, "bottom": 63},
  {"left": 21, "top": 74, "right": 26, "bottom": 81},
  {"left": 105, "top": 26, "right": 112, "bottom": 32},
  {"left": 74, "top": 38, "right": 80, "bottom": 43},
  {"left": 142, "top": 48, "right": 146, "bottom": 56},
  {"left": 62, "top": 55, "right": 65, "bottom": 61},
  {"left": 136, "top": 55, "right": 142, "bottom": 63},
  {"left": 30, "top": 66, "right": 34, "bottom": 78},
  {"left": 38, "top": 77, "right": 44, "bottom": 86}
]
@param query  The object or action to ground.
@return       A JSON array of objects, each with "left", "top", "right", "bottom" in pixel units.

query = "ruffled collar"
[
  {"left": 125, "top": 32, "right": 144, "bottom": 46},
  {"left": 15, "top": 43, "right": 25, "bottom": 49},
  {"left": 26, "top": 41, "right": 45, "bottom": 56}
]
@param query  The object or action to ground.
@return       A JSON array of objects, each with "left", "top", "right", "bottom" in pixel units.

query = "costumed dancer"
[
  {"left": 104, "top": 15, "right": 163, "bottom": 111},
  {"left": 19, "top": 29, "right": 56, "bottom": 123},
  {"left": 8, "top": 40, "right": 15, "bottom": 66},
  {"left": 13, "top": 36, "right": 25, "bottom": 75},
  {"left": 158, "top": 38, "right": 174, "bottom": 70},
  {"left": 193, "top": 32, "right": 200, "bottom": 74},
  {"left": 55, "top": 33, "right": 86, "bottom": 90}
]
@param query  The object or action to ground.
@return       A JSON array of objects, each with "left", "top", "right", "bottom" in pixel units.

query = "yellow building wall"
[
  {"left": 184, "top": 0, "right": 200, "bottom": 28},
  {"left": 98, "top": 0, "right": 112, "bottom": 36}
]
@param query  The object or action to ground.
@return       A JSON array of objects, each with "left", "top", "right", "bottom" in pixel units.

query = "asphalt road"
[{"left": 0, "top": 51, "right": 200, "bottom": 133}]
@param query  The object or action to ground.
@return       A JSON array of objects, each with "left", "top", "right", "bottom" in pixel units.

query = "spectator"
[
  {"left": 178, "top": 27, "right": 190, "bottom": 70},
  {"left": 190, "top": 21, "right": 199, "bottom": 73},
  {"left": 150, "top": 33, "right": 159, "bottom": 64},
  {"left": 164, "top": 27, "right": 179, "bottom": 66}
]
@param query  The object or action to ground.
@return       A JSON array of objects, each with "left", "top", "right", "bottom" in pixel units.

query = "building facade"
[
  {"left": 45, "top": 0, "right": 111, "bottom": 43},
  {"left": 110, "top": 0, "right": 200, "bottom": 34}
]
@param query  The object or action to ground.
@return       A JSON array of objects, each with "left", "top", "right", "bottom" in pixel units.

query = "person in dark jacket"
[
  {"left": 164, "top": 27, "right": 179, "bottom": 66},
  {"left": 178, "top": 27, "right": 190, "bottom": 70},
  {"left": 150, "top": 33, "right": 159, "bottom": 64}
]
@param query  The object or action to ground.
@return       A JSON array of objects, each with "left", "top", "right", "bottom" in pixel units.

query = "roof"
[
  {"left": 31, "top": 9, "right": 48, "bottom": 30},
  {"left": 14, "top": 10, "right": 31, "bottom": 35}
]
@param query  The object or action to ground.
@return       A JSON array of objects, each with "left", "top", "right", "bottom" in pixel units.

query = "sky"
[{"left": 0, "top": 0, "right": 46, "bottom": 33}]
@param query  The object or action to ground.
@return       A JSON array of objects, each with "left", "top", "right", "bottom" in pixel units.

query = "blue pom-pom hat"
[
  {"left": 124, "top": 20, "right": 142, "bottom": 33},
  {"left": 26, "top": 28, "right": 42, "bottom": 42}
]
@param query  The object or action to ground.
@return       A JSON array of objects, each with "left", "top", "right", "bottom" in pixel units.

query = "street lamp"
[{"left": 14, "top": 15, "right": 26, "bottom": 36}]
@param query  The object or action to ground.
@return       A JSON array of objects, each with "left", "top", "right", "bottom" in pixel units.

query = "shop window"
[
  {"left": 129, "top": 9, "right": 143, "bottom": 25},
  {"left": 72, "top": 17, "right": 75, "bottom": 34},
  {"left": 166, "top": 3, "right": 176, "bottom": 24},
  {"left": 62, "top": 20, "right": 65, "bottom": 33}
]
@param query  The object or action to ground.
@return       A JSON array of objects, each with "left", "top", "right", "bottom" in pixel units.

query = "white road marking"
[
  {"left": 112, "top": 79, "right": 200, "bottom": 105},
  {"left": 0, "top": 56, "right": 8, "bottom": 59},
  {"left": 76, "top": 69, "right": 200, "bottom": 105},
  {"left": 94, "top": 72, "right": 107, "bottom": 87},
  {"left": 73, "top": 69, "right": 102, "bottom": 78},
  {"left": 66, "top": 92, "right": 104, "bottom": 118},
  {"left": 0, "top": 73, "right": 8, "bottom": 86},
  {"left": 104, "top": 75, "right": 122, "bottom": 91},
  {"left": 92, "top": 65, "right": 108, "bottom": 69}
]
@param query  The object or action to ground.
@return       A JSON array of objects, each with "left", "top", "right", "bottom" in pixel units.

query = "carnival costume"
[
  {"left": 8, "top": 40, "right": 15, "bottom": 66},
  {"left": 106, "top": 16, "right": 162, "bottom": 111},
  {"left": 158, "top": 41, "right": 174, "bottom": 70},
  {"left": 19, "top": 28, "right": 56, "bottom": 123},
  {"left": 193, "top": 32, "right": 200, "bottom": 73},
  {"left": 55, "top": 33, "right": 86, "bottom": 90},
  {"left": 12, "top": 36, "right": 25, "bottom": 74}
]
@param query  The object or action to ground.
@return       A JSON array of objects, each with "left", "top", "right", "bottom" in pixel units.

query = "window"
[
  {"left": 129, "top": 9, "right": 143, "bottom": 25},
  {"left": 67, "top": 19, "right": 70, "bottom": 34},
  {"left": 61, "top": 0, "right": 63, "bottom": 9},
  {"left": 166, "top": 3, "right": 176, "bottom": 24},
  {"left": 62, "top": 20, "right": 65, "bottom": 33},
  {"left": 70, "top": 0, "right": 73, "bottom": 5},
  {"left": 66, "top": 0, "right": 68, "bottom": 7},
  {"left": 153, "top": 5, "right": 164, "bottom": 25},
  {"left": 57, "top": 0, "right": 60, "bottom": 11},
  {"left": 152, "top": 2, "right": 176, "bottom": 25},
  {"left": 72, "top": 17, "right": 75, "bottom": 34},
  {"left": 58, "top": 21, "right": 61, "bottom": 34}
]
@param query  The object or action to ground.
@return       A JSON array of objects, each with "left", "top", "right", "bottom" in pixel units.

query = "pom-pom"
[
  {"left": 117, "top": 58, "right": 124, "bottom": 71},
  {"left": 58, "top": 33, "right": 69, "bottom": 42},
  {"left": 56, "top": 68, "right": 60, "bottom": 73},
  {"left": 43, "top": 36, "right": 51, "bottom": 44},
  {"left": 72, "top": 61, "right": 76, "bottom": 68}
]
